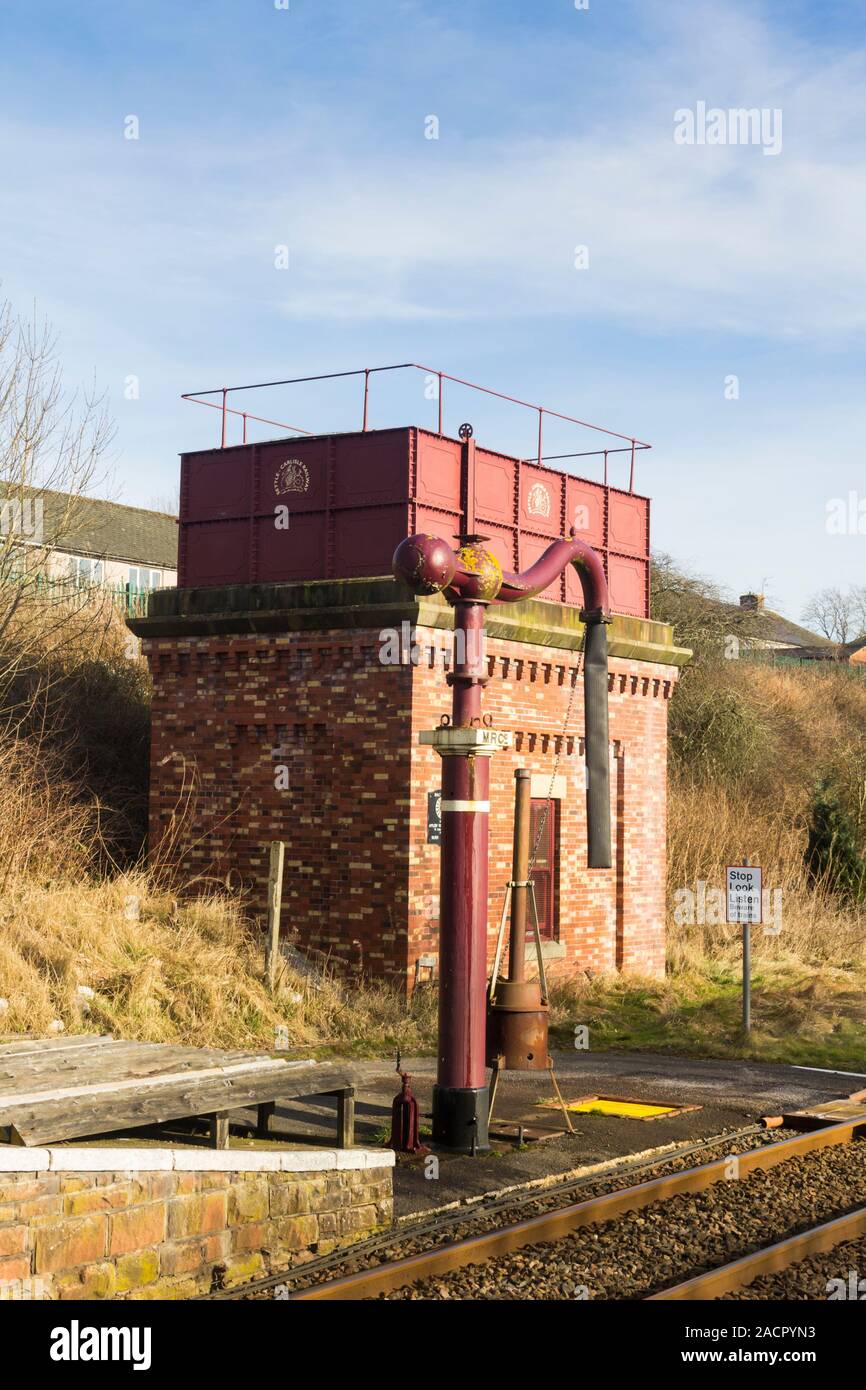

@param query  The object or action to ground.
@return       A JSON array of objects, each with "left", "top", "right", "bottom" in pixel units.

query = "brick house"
[{"left": 130, "top": 420, "right": 689, "bottom": 988}]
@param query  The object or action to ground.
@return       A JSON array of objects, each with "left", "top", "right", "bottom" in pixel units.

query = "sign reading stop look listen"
[{"left": 726, "top": 865, "right": 762, "bottom": 924}]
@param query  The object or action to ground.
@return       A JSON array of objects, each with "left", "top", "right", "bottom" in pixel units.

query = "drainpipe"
[
  {"left": 393, "top": 528, "right": 611, "bottom": 1153},
  {"left": 497, "top": 532, "right": 612, "bottom": 870}
]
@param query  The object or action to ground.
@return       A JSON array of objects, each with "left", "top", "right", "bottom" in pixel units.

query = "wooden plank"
[
  {"left": 0, "top": 1044, "right": 320, "bottom": 1108},
  {"left": 0, "top": 1043, "right": 182, "bottom": 1088},
  {"left": 0, "top": 1056, "right": 292, "bottom": 1112},
  {"left": 0, "top": 1036, "right": 114, "bottom": 1060},
  {"left": 335, "top": 1087, "right": 356, "bottom": 1149},
  {"left": 7, "top": 1069, "right": 355, "bottom": 1147},
  {"left": 266, "top": 840, "right": 286, "bottom": 988},
  {"left": 0, "top": 1042, "right": 284, "bottom": 1090},
  {"left": 210, "top": 1112, "right": 230, "bottom": 1150}
]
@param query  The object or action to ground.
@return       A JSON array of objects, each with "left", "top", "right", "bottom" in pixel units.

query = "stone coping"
[
  {"left": 0, "top": 1145, "right": 394, "bottom": 1174},
  {"left": 128, "top": 576, "right": 691, "bottom": 667}
]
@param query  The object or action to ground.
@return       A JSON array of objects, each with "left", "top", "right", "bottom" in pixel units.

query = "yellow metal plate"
[{"left": 541, "top": 1095, "right": 681, "bottom": 1119}]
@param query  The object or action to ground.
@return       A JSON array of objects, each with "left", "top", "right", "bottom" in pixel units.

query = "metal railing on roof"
[{"left": 181, "top": 362, "right": 652, "bottom": 493}]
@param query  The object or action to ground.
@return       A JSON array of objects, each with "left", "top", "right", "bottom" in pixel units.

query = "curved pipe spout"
[
  {"left": 394, "top": 530, "right": 613, "bottom": 869},
  {"left": 498, "top": 530, "right": 611, "bottom": 620},
  {"left": 393, "top": 528, "right": 610, "bottom": 618},
  {"left": 495, "top": 530, "right": 612, "bottom": 871}
]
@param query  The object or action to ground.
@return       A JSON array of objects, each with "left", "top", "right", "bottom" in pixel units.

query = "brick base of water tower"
[{"left": 130, "top": 577, "right": 690, "bottom": 992}]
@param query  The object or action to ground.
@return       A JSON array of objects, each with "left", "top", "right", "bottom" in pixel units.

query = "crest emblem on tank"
[
  {"left": 527, "top": 482, "right": 551, "bottom": 518},
  {"left": 274, "top": 458, "right": 310, "bottom": 495}
]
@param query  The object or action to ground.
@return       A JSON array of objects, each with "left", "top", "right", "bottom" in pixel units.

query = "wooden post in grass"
[{"left": 266, "top": 841, "right": 286, "bottom": 989}]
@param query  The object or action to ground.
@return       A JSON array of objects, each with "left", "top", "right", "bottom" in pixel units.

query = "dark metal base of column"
[{"left": 432, "top": 1085, "right": 490, "bottom": 1154}]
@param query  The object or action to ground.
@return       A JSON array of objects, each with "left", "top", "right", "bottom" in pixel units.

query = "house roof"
[
  {"left": 723, "top": 604, "right": 831, "bottom": 649},
  {"left": 794, "top": 639, "right": 866, "bottom": 662},
  {"left": 0, "top": 484, "right": 178, "bottom": 569}
]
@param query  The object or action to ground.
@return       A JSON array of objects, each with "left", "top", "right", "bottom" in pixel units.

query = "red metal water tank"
[{"left": 177, "top": 426, "right": 650, "bottom": 617}]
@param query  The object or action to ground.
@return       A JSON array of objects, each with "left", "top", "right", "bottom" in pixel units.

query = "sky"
[{"left": 0, "top": 0, "right": 864, "bottom": 620}]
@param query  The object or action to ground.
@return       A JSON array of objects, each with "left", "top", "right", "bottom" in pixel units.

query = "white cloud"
[{"left": 2, "top": 3, "right": 865, "bottom": 338}]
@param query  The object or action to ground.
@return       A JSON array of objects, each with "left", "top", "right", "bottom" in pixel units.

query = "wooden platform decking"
[{"left": 0, "top": 1036, "right": 355, "bottom": 1149}]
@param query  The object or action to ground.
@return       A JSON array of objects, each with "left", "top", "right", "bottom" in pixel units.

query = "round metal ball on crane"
[{"left": 393, "top": 534, "right": 457, "bottom": 595}]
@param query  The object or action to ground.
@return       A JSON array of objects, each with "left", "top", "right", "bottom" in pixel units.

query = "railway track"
[
  {"left": 649, "top": 1206, "right": 866, "bottom": 1300},
  {"left": 211, "top": 1123, "right": 771, "bottom": 1300},
  {"left": 278, "top": 1118, "right": 866, "bottom": 1302}
]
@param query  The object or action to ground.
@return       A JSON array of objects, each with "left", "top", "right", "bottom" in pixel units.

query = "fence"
[
  {"left": 739, "top": 647, "right": 866, "bottom": 679},
  {"left": 26, "top": 574, "right": 153, "bottom": 618}
]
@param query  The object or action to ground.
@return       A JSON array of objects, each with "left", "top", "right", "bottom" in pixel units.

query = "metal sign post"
[{"left": 726, "top": 861, "right": 762, "bottom": 1035}]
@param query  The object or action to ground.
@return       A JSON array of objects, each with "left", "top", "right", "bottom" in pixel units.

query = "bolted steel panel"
[{"left": 178, "top": 424, "right": 650, "bottom": 615}]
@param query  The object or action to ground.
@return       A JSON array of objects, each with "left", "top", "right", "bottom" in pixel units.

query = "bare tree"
[
  {"left": 852, "top": 585, "right": 866, "bottom": 640},
  {"left": 651, "top": 552, "right": 762, "bottom": 658},
  {"left": 801, "top": 587, "right": 866, "bottom": 645},
  {"left": 0, "top": 296, "right": 116, "bottom": 678},
  {"left": 148, "top": 489, "right": 179, "bottom": 517}
]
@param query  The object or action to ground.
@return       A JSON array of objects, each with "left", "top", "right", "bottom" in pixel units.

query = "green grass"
[
  {"left": 548, "top": 964, "right": 866, "bottom": 1073},
  {"left": 279, "top": 958, "right": 866, "bottom": 1077}
]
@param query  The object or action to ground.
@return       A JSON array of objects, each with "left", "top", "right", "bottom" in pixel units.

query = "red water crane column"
[{"left": 394, "top": 529, "right": 612, "bottom": 1154}]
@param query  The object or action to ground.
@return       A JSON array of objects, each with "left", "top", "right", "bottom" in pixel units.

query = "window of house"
[
  {"left": 129, "top": 568, "right": 163, "bottom": 591},
  {"left": 72, "top": 557, "right": 103, "bottom": 586}
]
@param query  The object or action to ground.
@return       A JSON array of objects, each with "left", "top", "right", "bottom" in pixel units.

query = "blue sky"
[{"left": 1, "top": 0, "right": 864, "bottom": 618}]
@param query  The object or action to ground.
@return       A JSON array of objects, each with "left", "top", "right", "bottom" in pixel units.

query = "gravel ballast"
[{"left": 380, "top": 1140, "right": 866, "bottom": 1300}]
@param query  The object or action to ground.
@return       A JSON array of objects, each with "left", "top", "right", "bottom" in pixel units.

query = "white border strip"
[
  {"left": 793, "top": 1066, "right": 866, "bottom": 1080},
  {"left": 0, "top": 1145, "right": 394, "bottom": 1174}
]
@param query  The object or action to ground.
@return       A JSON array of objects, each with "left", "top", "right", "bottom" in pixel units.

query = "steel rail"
[
  {"left": 285, "top": 1118, "right": 866, "bottom": 1301},
  {"left": 647, "top": 1205, "right": 866, "bottom": 1301}
]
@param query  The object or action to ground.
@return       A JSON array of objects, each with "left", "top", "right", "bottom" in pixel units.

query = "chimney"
[{"left": 739, "top": 592, "right": 765, "bottom": 612}]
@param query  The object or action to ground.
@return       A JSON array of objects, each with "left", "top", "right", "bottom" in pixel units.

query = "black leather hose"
[{"left": 583, "top": 618, "right": 612, "bottom": 869}]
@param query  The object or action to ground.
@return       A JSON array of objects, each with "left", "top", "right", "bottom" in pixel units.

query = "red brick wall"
[
  {"left": 145, "top": 633, "right": 413, "bottom": 978},
  {"left": 408, "top": 629, "right": 676, "bottom": 981},
  {"left": 142, "top": 623, "right": 679, "bottom": 986}
]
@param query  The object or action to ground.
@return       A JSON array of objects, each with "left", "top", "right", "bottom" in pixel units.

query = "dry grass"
[
  {"left": 0, "top": 589, "right": 436, "bottom": 1056},
  {"left": 1, "top": 593, "right": 865, "bottom": 1066},
  {"left": 544, "top": 657, "right": 866, "bottom": 1071},
  {"left": 0, "top": 871, "right": 436, "bottom": 1055},
  {"left": 666, "top": 659, "right": 866, "bottom": 976},
  {"left": 666, "top": 781, "right": 866, "bottom": 974}
]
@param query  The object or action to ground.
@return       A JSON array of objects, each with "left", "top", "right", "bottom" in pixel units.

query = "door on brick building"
[{"left": 529, "top": 799, "right": 558, "bottom": 940}]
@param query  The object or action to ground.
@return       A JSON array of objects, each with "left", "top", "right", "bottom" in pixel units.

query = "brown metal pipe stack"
[
  {"left": 487, "top": 768, "right": 550, "bottom": 1071},
  {"left": 507, "top": 768, "right": 531, "bottom": 985}
]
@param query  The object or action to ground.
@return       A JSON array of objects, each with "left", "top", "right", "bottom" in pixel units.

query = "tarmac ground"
[{"left": 267, "top": 1051, "right": 866, "bottom": 1218}]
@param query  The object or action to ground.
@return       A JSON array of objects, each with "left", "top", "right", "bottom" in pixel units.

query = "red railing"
[{"left": 182, "top": 362, "right": 651, "bottom": 491}]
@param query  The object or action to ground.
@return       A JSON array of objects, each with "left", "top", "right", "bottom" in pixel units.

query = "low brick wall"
[{"left": 0, "top": 1146, "right": 394, "bottom": 1300}]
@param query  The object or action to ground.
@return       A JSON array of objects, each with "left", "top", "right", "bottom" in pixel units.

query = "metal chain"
[{"left": 527, "top": 631, "right": 585, "bottom": 875}]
